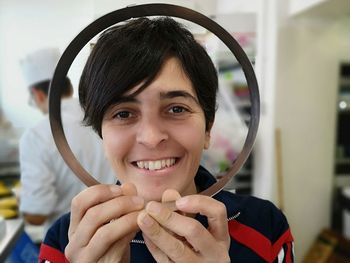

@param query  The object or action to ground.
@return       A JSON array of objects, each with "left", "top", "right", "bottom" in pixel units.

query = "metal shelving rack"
[{"left": 332, "top": 63, "right": 350, "bottom": 233}]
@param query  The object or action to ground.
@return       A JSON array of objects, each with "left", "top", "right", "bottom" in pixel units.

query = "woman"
[{"left": 39, "top": 17, "right": 294, "bottom": 262}]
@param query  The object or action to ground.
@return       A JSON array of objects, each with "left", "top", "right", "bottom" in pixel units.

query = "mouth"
[{"left": 132, "top": 158, "right": 178, "bottom": 171}]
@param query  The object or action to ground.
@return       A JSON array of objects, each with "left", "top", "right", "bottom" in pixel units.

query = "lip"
[{"left": 131, "top": 156, "right": 179, "bottom": 162}]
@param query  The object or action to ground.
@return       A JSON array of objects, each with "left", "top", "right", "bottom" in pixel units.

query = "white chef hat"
[{"left": 20, "top": 47, "right": 61, "bottom": 88}]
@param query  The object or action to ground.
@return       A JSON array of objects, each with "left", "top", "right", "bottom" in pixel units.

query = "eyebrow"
[
  {"left": 116, "top": 90, "right": 199, "bottom": 105},
  {"left": 114, "top": 96, "right": 139, "bottom": 104},
  {"left": 159, "top": 90, "right": 199, "bottom": 105}
]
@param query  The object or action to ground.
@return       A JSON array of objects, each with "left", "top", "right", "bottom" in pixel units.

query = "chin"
[
  {"left": 136, "top": 182, "right": 172, "bottom": 202},
  {"left": 142, "top": 192, "right": 162, "bottom": 203}
]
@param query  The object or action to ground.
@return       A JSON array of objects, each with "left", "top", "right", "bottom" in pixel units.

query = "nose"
[{"left": 136, "top": 116, "right": 168, "bottom": 148}]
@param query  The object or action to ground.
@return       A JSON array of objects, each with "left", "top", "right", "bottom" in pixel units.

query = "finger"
[
  {"left": 145, "top": 201, "right": 225, "bottom": 258},
  {"left": 161, "top": 189, "right": 188, "bottom": 224},
  {"left": 176, "top": 195, "right": 229, "bottom": 243},
  {"left": 82, "top": 211, "right": 139, "bottom": 261},
  {"left": 121, "top": 182, "right": 138, "bottom": 196},
  {"left": 143, "top": 234, "right": 172, "bottom": 263},
  {"left": 66, "top": 232, "right": 134, "bottom": 263},
  {"left": 99, "top": 233, "right": 133, "bottom": 263},
  {"left": 138, "top": 211, "right": 197, "bottom": 263},
  {"left": 162, "top": 189, "right": 181, "bottom": 203},
  {"left": 71, "top": 195, "right": 144, "bottom": 247},
  {"left": 69, "top": 184, "right": 122, "bottom": 237},
  {"left": 161, "top": 189, "right": 181, "bottom": 214}
]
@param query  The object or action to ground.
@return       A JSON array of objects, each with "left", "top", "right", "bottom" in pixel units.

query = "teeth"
[
  {"left": 148, "top": 161, "right": 155, "bottom": 170},
  {"left": 138, "top": 161, "right": 144, "bottom": 169},
  {"left": 154, "top": 160, "right": 161, "bottom": 170},
  {"left": 136, "top": 158, "right": 176, "bottom": 171}
]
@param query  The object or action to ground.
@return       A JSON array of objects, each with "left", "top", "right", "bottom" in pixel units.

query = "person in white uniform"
[{"left": 19, "top": 48, "right": 115, "bottom": 228}]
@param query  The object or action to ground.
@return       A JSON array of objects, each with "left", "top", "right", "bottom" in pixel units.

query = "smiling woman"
[{"left": 39, "top": 16, "right": 294, "bottom": 263}]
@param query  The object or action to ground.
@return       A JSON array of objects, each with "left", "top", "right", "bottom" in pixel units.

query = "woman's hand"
[
  {"left": 65, "top": 183, "right": 144, "bottom": 263},
  {"left": 137, "top": 191, "right": 230, "bottom": 263}
]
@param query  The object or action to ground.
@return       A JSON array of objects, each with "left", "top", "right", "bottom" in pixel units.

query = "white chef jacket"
[{"left": 19, "top": 98, "right": 115, "bottom": 226}]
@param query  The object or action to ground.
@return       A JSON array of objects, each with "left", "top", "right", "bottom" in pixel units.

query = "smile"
[{"left": 135, "top": 158, "right": 177, "bottom": 171}]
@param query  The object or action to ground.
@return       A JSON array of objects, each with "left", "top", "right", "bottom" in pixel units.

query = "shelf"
[
  {"left": 237, "top": 168, "right": 251, "bottom": 176},
  {"left": 233, "top": 99, "right": 251, "bottom": 108},
  {"left": 335, "top": 175, "right": 350, "bottom": 187},
  {"left": 339, "top": 77, "right": 350, "bottom": 86},
  {"left": 336, "top": 158, "right": 350, "bottom": 164},
  {"left": 0, "top": 166, "right": 20, "bottom": 177}
]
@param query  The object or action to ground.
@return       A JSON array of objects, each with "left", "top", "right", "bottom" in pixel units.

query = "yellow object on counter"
[
  {"left": 0, "top": 196, "right": 17, "bottom": 208},
  {"left": 0, "top": 182, "right": 11, "bottom": 197},
  {"left": 0, "top": 208, "right": 18, "bottom": 219}
]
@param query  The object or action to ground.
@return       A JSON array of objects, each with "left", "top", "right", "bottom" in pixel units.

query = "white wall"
[
  {"left": 289, "top": 0, "right": 327, "bottom": 16},
  {"left": 216, "top": 0, "right": 259, "bottom": 14},
  {"left": 93, "top": 0, "right": 212, "bottom": 18},
  {"left": 252, "top": 0, "right": 280, "bottom": 201},
  {"left": 275, "top": 15, "right": 350, "bottom": 262},
  {"left": 0, "top": 0, "right": 94, "bottom": 130}
]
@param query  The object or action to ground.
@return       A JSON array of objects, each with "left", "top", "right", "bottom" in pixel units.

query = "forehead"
[{"left": 125, "top": 57, "right": 197, "bottom": 98}]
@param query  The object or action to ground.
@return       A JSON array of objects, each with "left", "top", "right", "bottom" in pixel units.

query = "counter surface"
[{"left": 0, "top": 218, "right": 24, "bottom": 262}]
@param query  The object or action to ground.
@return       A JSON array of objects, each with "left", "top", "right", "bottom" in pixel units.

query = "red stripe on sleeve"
[
  {"left": 228, "top": 220, "right": 272, "bottom": 262},
  {"left": 286, "top": 242, "right": 292, "bottom": 263},
  {"left": 271, "top": 228, "right": 294, "bottom": 260},
  {"left": 39, "top": 243, "right": 70, "bottom": 263},
  {"left": 229, "top": 220, "right": 294, "bottom": 263}
]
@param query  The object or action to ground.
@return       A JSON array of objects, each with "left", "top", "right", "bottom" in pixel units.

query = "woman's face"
[{"left": 101, "top": 57, "right": 211, "bottom": 201}]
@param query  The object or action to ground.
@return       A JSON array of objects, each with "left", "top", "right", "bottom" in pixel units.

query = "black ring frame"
[{"left": 49, "top": 3, "right": 260, "bottom": 197}]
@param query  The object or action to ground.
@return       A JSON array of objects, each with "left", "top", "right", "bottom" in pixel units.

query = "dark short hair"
[
  {"left": 79, "top": 17, "right": 218, "bottom": 137},
  {"left": 31, "top": 77, "right": 73, "bottom": 97}
]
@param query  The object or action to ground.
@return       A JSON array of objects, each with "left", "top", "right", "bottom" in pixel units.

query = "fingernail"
[
  {"left": 109, "top": 186, "right": 121, "bottom": 195},
  {"left": 146, "top": 201, "right": 161, "bottom": 214},
  {"left": 132, "top": 196, "right": 144, "bottom": 206},
  {"left": 176, "top": 197, "right": 189, "bottom": 208},
  {"left": 140, "top": 212, "right": 154, "bottom": 227}
]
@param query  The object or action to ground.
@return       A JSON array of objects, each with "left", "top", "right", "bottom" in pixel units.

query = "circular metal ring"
[{"left": 49, "top": 3, "right": 260, "bottom": 197}]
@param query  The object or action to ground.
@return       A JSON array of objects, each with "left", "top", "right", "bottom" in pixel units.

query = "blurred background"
[{"left": 0, "top": 0, "right": 350, "bottom": 262}]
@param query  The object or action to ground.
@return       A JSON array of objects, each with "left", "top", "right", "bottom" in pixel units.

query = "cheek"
[
  {"left": 101, "top": 124, "right": 131, "bottom": 163},
  {"left": 172, "top": 120, "right": 207, "bottom": 153}
]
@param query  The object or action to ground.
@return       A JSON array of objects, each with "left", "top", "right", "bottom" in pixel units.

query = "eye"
[
  {"left": 113, "top": 110, "right": 133, "bottom": 119},
  {"left": 168, "top": 106, "right": 188, "bottom": 114}
]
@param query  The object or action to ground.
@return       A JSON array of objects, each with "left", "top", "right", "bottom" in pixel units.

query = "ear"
[
  {"left": 31, "top": 88, "right": 47, "bottom": 103},
  {"left": 204, "top": 122, "right": 214, "bottom": 150}
]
